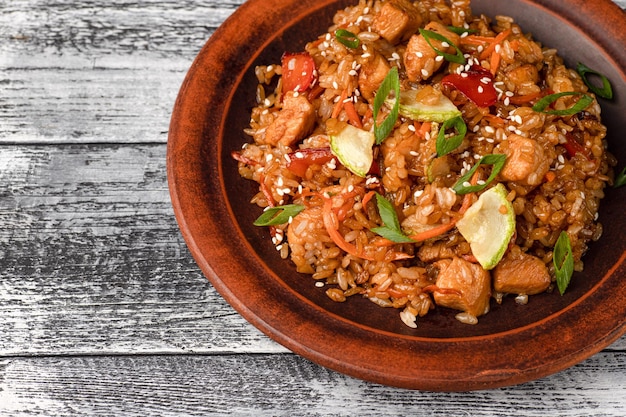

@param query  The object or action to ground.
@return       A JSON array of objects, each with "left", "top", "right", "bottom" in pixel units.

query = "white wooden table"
[{"left": 1, "top": 1, "right": 625, "bottom": 415}]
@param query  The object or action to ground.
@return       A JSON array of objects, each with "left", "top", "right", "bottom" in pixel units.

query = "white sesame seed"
[
  {"left": 495, "top": 44, "right": 501, "bottom": 54},
  {"left": 485, "top": 126, "right": 495, "bottom": 133},
  {"left": 276, "top": 177, "right": 284, "bottom": 187},
  {"left": 514, "top": 115, "right": 523, "bottom": 124},
  {"left": 486, "top": 138, "right": 494, "bottom": 143},
  {"left": 474, "top": 154, "right": 481, "bottom": 159},
  {"left": 435, "top": 55, "right": 444, "bottom": 62},
  {"left": 409, "top": 150, "right": 419, "bottom": 156},
  {"left": 421, "top": 69, "right": 429, "bottom": 77},
  {"left": 295, "top": 152, "right": 304, "bottom": 159},
  {"left": 408, "top": 124, "right": 416, "bottom": 132},
  {"left": 416, "top": 51, "right": 423, "bottom": 58},
  {"left": 515, "top": 129, "right": 523, "bottom": 135},
  {"left": 442, "top": 41, "right": 450, "bottom": 48},
  {"left": 349, "top": 69, "right": 358, "bottom": 76},
  {"left": 315, "top": 281, "right": 325, "bottom": 288},
  {"left": 275, "top": 244, "right": 283, "bottom": 251},
  {"left": 463, "top": 181, "right": 471, "bottom": 187},
  {"left": 461, "top": 72, "right": 469, "bottom": 78},
  {"left": 504, "top": 97, "right": 510, "bottom": 106},
  {"left": 347, "top": 184, "right": 355, "bottom": 193},
  {"left": 505, "top": 91, "right": 515, "bottom": 97},
  {"left": 558, "top": 154, "right": 565, "bottom": 164},
  {"left": 362, "top": 52, "right": 371, "bottom": 58},
  {"left": 478, "top": 86, "right": 484, "bottom": 93},
  {"left": 473, "top": 125, "right": 480, "bottom": 132},
  {"left": 414, "top": 189, "right": 424, "bottom": 198},
  {"left": 265, "top": 154, "right": 274, "bottom": 162},
  {"left": 332, "top": 81, "right": 339, "bottom": 89}
]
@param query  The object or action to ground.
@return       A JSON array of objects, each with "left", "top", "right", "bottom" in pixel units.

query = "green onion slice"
[
  {"left": 446, "top": 25, "right": 477, "bottom": 35},
  {"left": 335, "top": 29, "right": 360, "bottom": 49},
  {"left": 419, "top": 28, "right": 466, "bottom": 65},
  {"left": 553, "top": 231, "right": 574, "bottom": 295},
  {"left": 614, "top": 166, "right": 626, "bottom": 188},
  {"left": 452, "top": 154, "right": 506, "bottom": 195},
  {"left": 253, "top": 204, "right": 305, "bottom": 226},
  {"left": 576, "top": 62, "right": 613, "bottom": 99},
  {"left": 373, "top": 67, "right": 400, "bottom": 145},
  {"left": 532, "top": 92, "right": 594, "bottom": 116},
  {"left": 370, "top": 193, "right": 414, "bottom": 243},
  {"left": 436, "top": 116, "right": 467, "bottom": 156}
]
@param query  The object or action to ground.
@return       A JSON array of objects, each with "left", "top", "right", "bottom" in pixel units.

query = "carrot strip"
[
  {"left": 331, "top": 89, "right": 349, "bottom": 119},
  {"left": 417, "top": 121, "right": 432, "bottom": 139},
  {"left": 408, "top": 221, "right": 457, "bottom": 242},
  {"left": 259, "top": 174, "right": 275, "bottom": 208},
  {"left": 361, "top": 190, "right": 376, "bottom": 208},
  {"left": 479, "top": 29, "right": 511, "bottom": 60},
  {"left": 482, "top": 114, "right": 506, "bottom": 128},
  {"left": 343, "top": 99, "right": 363, "bottom": 128},
  {"left": 508, "top": 91, "right": 542, "bottom": 105},
  {"left": 323, "top": 197, "right": 375, "bottom": 261},
  {"left": 544, "top": 171, "right": 556, "bottom": 182},
  {"left": 490, "top": 50, "right": 502, "bottom": 75}
]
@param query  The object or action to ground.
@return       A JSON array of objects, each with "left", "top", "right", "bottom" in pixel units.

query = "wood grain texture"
[
  {"left": 0, "top": 0, "right": 625, "bottom": 414},
  {"left": 0, "top": 353, "right": 625, "bottom": 416}
]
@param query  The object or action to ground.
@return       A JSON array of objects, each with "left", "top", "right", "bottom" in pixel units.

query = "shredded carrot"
[
  {"left": 408, "top": 221, "right": 457, "bottom": 242},
  {"left": 508, "top": 91, "right": 543, "bottom": 105},
  {"left": 323, "top": 197, "right": 375, "bottom": 260},
  {"left": 361, "top": 190, "right": 376, "bottom": 208},
  {"left": 482, "top": 114, "right": 506, "bottom": 128},
  {"left": 387, "top": 288, "right": 407, "bottom": 299},
  {"left": 307, "top": 83, "right": 324, "bottom": 101},
  {"left": 489, "top": 50, "right": 502, "bottom": 75},
  {"left": 479, "top": 28, "right": 511, "bottom": 60},
  {"left": 331, "top": 89, "right": 349, "bottom": 119},
  {"left": 417, "top": 121, "right": 432, "bottom": 139},
  {"left": 343, "top": 99, "right": 363, "bottom": 128},
  {"left": 544, "top": 171, "right": 557, "bottom": 182}
]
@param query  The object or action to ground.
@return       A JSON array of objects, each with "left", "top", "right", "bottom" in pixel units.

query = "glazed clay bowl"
[{"left": 167, "top": 0, "right": 626, "bottom": 390}]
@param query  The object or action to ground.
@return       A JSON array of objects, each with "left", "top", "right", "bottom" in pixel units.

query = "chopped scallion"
[
  {"left": 436, "top": 116, "right": 467, "bottom": 156},
  {"left": 373, "top": 67, "right": 400, "bottom": 144},
  {"left": 446, "top": 25, "right": 477, "bottom": 35},
  {"left": 335, "top": 29, "right": 360, "bottom": 49},
  {"left": 452, "top": 154, "right": 506, "bottom": 195},
  {"left": 419, "top": 28, "right": 466, "bottom": 65},
  {"left": 253, "top": 204, "right": 305, "bottom": 226},
  {"left": 553, "top": 231, "right": 574, "bottom": 295},
  {"left": 576, "top": 62, "right": 613, "bottom": 99},
  {"left": 532, "top": 91, "right": 594, "bottom": 116},
  {"left": 370, "top": 193, "right": 414, "bottom": 243}
]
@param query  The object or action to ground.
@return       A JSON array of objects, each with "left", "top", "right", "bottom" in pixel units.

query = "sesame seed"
[
  {"left": 409, "top": 150, "right": 419, "bottom": 156},
  {"left": 315, "top": 281, "right": 325, "bottom": 288},
  {"left": 514, "top": 115, "right": 523, "bottom": 124},
  {"left": 442, "top": 41, "right": 450, "bottom": 48},
  {"left": 481, "top": 77, "right": 491, "bottom": 84},
  {"left": 408, "top": 124, "right": 416, "bottom": 132},
  {"left": 275, "top": 244, "right": 283, "bottom": 251},
  {"left": 505, "top": 91, "right": 515, "bottom": 97},
  {"left": 347, "top": 184, "right": 355, "bottom": 193},
  {"left": 421, "top": 69, "right": 429, "bottom": 77},
  {"left": 504, "top": 97, "right": 510, "bottom": 106},
  {"left": 362, "top": 52, "right": 371, "bottom": 58},
  {"left": 276, "top": 177, "right": 284, "bottom": 187},
  {"left": 461, "top": 72, "right": 469, "bottom": 78},
  {"left": 435, "top": 55, "right": 444, "bottom": 62},
  {"left": 478, "top": 86, "right": 484, "bottom": 93},
  {"left": 515, "top": 129, "right": 523, "bottom": 135},
  {"left": 473, "top": 125, "right": 480, "bottom": 132},
  {"left": 416, "top": 52, "right": 423, "bottom": 58},
  {"left": 486, "top": 138, "right": 494, "bottom": 143},
  {"left": 332, "top": 81, "right": 339, "bottom": 89},
  {"left": 295, "top": 152, "right": 304, "bottom": 159},
  {"left": 349, "top": 70, "right": 358, "bottom": 76},
  {"left": 558, "top": 154, "right": 565, "bottom": 163},
  {"left": 463, "top": 181, "right": 471, "bottom": 187},
  {"left": 474, "top": 154, "right": 481, "bottom": 159},
  {"left": 485, "top": 126, "right": 495, "bottom": 133},
  {"left": 265, "top": 154, "right": 274, "bottom": 162},
  {"left": 414, "top": 189, "right": 424, "bottom": 197}
]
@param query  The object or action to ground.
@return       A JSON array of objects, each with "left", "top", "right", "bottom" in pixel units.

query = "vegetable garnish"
[
  {"left": 436, "top": 115, "right": 467, "bottom": 156},
  {"left": 373, "top": 67, "right": 400, "bottom": 144},
  {"left": 371, "top": 193, "right": 415, "bottom": 243},
  {"left": 281, "top": 52, "right": 316, "bottom": 92},
  {"left": 442, "top": 65, "right": 498, "bottom": 107},
  {"left": 254, "top": 204, "right": 305, "bottom": 226},
  {"left": 335, "top": 29, "right": 360, "bottom": 49},
  {"left": 531, "top": 91, "right": 594, "bottom": 116},
  {"left": 553, "top": 231, "right": 574, "bottom": 295},
  {"left": 452, "top": 154, "right": 506, "bottom": 195},
  {"left": 329, "top": 123, "right": 375, "bottom": 177},
  {"left": 576, "top": 62, "right": 613, "bottom": 99},
  {"left": 446, "top": 25, "right": 477, "bottom": 35},
  {"left": 386, "top": 88, "right": 461, "bottom": 123},
  {"left": 615, "top": 166, "right": 626, "bottom": 188},
  {"left": 286, "top": 147, "right": 335, "bottom": 177},
  {"left": 419, "top": 28, "right": 465, "bottom": 65}
]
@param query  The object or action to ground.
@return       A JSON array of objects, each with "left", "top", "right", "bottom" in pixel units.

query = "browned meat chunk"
[
  {"left": 505, "top": 64, "right": 540, "bottom": 91},
  {"left": 433, "top": 257, "right": 491, "bottom": 318},
  {"left": 493, "top": 249, "right": 551, "bottom": 295},
  {"left": 371, "top": 0, "right": 423, "bottom": 45},
  {"left": 264, "top": 91, "right": 316, "bottom": 146},
  {"left": 358, "top": 52, "right": 391, "bottom": 101},
  {"left": 495, "top": 134, "right": 551, "bottom": 186},
  {"left": 404, "top": 22, "right": 460, "bottom": 82}
]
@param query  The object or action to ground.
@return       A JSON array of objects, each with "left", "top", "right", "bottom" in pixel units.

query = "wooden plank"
[
  {"left": 0, "top": 144, "right": 286, "bottom": 355},
  {"left": 0, "top": 352, "right": 624, "bottom": 416},
  {"left": 0, "top": 144, "right": 624, "bottom": 356}
]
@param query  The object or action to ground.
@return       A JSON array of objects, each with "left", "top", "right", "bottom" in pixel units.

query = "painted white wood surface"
[{"left": 0, "top": 1, "right": 624, "bottom": 415}]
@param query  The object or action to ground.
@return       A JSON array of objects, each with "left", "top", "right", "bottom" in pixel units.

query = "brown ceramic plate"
[{"left": 168, "top": 0, "right": 626, "bottom": 390}]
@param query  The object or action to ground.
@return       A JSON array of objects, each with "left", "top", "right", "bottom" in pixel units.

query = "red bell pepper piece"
[
  {"left": 286, "top": 147, "right": 335, "bottom": 177},
  {"left": 281, "top": 52, "right": 316, "bottom": 93},
  {"left": 442, "top": 65, "right": 498, "bottom": 107}
]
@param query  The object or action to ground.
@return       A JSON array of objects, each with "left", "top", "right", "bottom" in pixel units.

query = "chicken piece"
[
  {"left": 495, "top": 134, "right": 551, "bottom": 186},
  {"left": 264, "top": 91, "right": 316, "bottom": 146},
  {"left": 505, "top": 64, "right": 540, "bottom": 91},
  {"left": 371, "top": 0, "right": 422, "bottom": 45},
  {"left": 404, "top": 22, "right": 460, "bottom": 82},
  {"left": 417, "top": 241, "right": 457, "bottom": 263},
  {"left": 493, "top": 249, "right": 551, "bottom": 295},
  {"left": 432, "top": 257, "right": 491, "bottom": 318},
  {"left": 358, "top": 52, "right": 391, "bottom": 101}
]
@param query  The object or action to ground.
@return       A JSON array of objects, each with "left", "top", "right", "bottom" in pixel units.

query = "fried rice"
[{"left": 232, "top": 0, "right": 616, "bottom": 326}]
